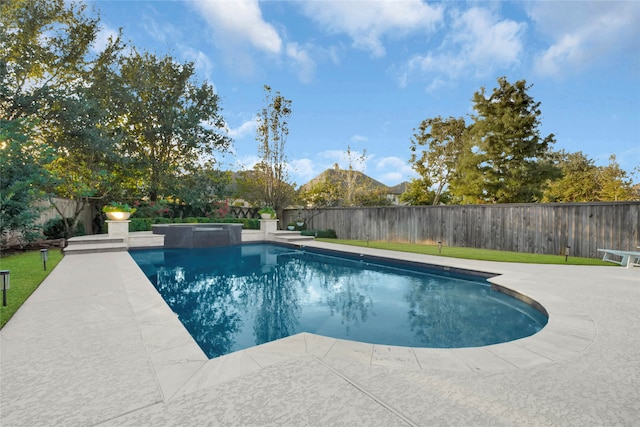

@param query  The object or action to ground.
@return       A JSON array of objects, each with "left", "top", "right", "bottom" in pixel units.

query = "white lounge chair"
[{"left": 597, "top": 249, "right": 640, "bottom": 268}]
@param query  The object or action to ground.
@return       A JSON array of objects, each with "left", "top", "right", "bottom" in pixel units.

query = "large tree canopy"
[
  {"left": 542, "top": 151, "right": 599, "bottom": 202},
  {"left": 1, "top": 0, "right": 232, "bottom": 242},
  {"left": 0, "top": 0, "right": 101, "bottom": 121},
  {"left": 114, "top": 50, "right": 230, "bottom": 201},
  {"left": 449, "top": 77, "right": 559, "bottom": 204},
  {"left": 1, "top": 0, "right": 125, "bottom": 237}
]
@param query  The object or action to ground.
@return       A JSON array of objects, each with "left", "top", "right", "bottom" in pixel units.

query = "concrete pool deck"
[{"left": 1, "top": 239, "right": 639, "bottom": 426}]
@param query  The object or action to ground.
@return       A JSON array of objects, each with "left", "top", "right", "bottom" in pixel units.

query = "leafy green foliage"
[
  {"left": 597, "top": 155, "right": 635, "bottom": 201},
  {"left": 543, "top": 152, "right": 636, "bottom": 202},
  {"left": 128, "top": 217, "right": 259, "bottom": 232},
  {"left": 102, "top": 202, "right": 136, "bottom": 213},
  {"left": 42, "top": 217, "right": 85, "bottom": 239},
  {"left": 543, "top": 151, "right": 600, "bottom": 202},
  {"left": 301, "top": 229, "right": 338, "bottom": 238},
  {"left": 409, "top": 116, "right": 467, "bottom": 205},
  {"left": 1, "top": 0, "right": 127, "bottom": 238},
  {"left": 114, "top": 50, "right": 230, "bottom": 201},
  {"left": 399, "top": 178, "right": 437, "bottom": 205},
  {"left": 450, "top": 77, "right": 559, "bottom": 203},
  {"left": 2, "top": 1, "right": 233, "bottom": 232},
  {"left": 0, "top": 119, "right": 48, "bottom": 247},
  {"left": 174, "top": 167, "right": 232, "bottom": 217},
  {"left": 258, "top": 206, "right": 276, "bottom": 218}
]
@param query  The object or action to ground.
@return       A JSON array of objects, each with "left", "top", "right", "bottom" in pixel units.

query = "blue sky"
[{"left": 89, "top": 0, "right": 640, "bottom": 187}]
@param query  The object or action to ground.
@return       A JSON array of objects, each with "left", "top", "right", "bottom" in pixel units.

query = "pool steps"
[{"left": 64, "top": 230, "right": 313, "bottom": 254}]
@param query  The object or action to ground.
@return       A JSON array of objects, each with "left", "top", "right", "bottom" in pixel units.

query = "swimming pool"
[{"left": 130, "top": 243, "right": 548, "bottom": 359}]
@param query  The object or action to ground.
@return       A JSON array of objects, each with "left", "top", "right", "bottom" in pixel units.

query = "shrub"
[
  {"left": 102, "top": 202, "right": 136, "bottom": 214},
  {"left": 42, "top": 217, "right": 85, "bottom": 239},
  {"left": 301, "top": 229, "right": 337, "bottom": 239},
  {"left": 127, "top": 217, "right": 260, "bottom": 232},
  {"left": 258, "top": 206, "right": 276, "bottom": 218}
]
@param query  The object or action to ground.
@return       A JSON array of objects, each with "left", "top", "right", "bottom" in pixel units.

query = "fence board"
[{"left": 284, "top": 202, "right": 640, "bottom": 259}]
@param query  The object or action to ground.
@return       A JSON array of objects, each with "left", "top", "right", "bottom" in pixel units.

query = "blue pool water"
[{"left": 130, "top": 243, "right": 548, "bottom": 359}]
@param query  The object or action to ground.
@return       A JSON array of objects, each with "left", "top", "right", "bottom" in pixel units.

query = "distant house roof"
[
  {"left": 387, "top": 182, "right": 408, "bottom": 195},
  {"left": 299, "top": 167, "right": 389, "bottom": 192}
]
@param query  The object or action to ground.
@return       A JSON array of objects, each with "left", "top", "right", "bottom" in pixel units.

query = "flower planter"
[
  {"left": 261, "top": 213, "right": 273, "bottom": 219},
  {"left": 287, "top": 225, "right": 295, "bottom": 231},
  {"left": 296, "top": 221, "right": 304, "bottom": 227},
  {"left": 105, "top": 211, "right": 131, "bottom": 220}
]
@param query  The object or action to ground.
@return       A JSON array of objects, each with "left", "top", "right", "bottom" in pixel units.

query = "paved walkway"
[{"left": 1, "top": 240, "right": 639, "bottom": 426}]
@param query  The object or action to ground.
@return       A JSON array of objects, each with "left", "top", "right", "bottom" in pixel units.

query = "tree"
[
  {"left": 0, "top": 118, "right": 50, "bottom": 247},
  {"left": 250, "top": 85, "right": 294, "bottom": 215},
  {"left": 342, "top": 146, "right": 370, "bottom": 207},
  {"left": 597, "top": 155, "right": 634, "bottom": 201},
  {"left": 1, "top": 0, "right": 126, "bottom": 237},
  {"left": 174, "top": 164, "right": 232, "bottom": 217},
  {"left": 299, "top": 178, "right": 341, "bottom": 207},
  {"left": 409, "top": 116, "right": 467, "bottom": 205},
  {"left": 450, "top": 77, "right": 559, "bottom": 203},
  {"left": 354, "top": 187, "right": 392, "bottom": 207},
  {"left": 400, "top": 178, "right": 437, "bottom": 205},
  {"left": 0, "top": 0, "right": 102, "bottom": 122},
  {"left": 542, "top": 151, "right": 599, "bottom": 202},
  {"left": 543, "top": 152, "right": 636, "bottom": 202},
  {"left": 298, "top": 154, "right": 389, "bottom": 208},
  {"left": 114, "top": 50, "right": 230, "bottom": 201}
]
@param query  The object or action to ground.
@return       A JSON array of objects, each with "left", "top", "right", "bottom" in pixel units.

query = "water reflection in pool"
[{"left": 130, "top": 244, "right": 547, "bottom": 359}]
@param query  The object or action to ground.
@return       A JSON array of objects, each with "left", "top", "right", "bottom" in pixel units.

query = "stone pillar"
[
  {"left": 106, "top": 220, "right": 130, "bottom": 245},
  {"left": 259, "top": 219, "right": 278, "bottom": 238}
]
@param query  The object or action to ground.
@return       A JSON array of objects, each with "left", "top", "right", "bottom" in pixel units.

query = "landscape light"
[
  {"left": 41, "top": 248, "right": 48, "bottom": 270},
  {"left": 565, "top": 246, "right": 570, "bottom": 262},
  {"left": 1, "top": 270, "right": 10, "bottom": 307},
  {"left": 438, "top": 241, "right": 442, "bottom": 254}
]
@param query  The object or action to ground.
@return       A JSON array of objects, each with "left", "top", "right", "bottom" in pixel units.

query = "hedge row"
[
  {"left": 128, "top": 217, "right": 260, "bottom": 232},
  {"left": 301, "top": 229, "right": 338, "bottom": 239}
]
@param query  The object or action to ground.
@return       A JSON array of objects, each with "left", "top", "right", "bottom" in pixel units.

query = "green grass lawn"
[
  {"left": 317, "top": 239, "right": 612, "bottom": 266},
  {"left": 0, "top": 250, "right": 63, "bottom": 328}
]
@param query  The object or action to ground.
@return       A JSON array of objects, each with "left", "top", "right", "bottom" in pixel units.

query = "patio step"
[
  {"left": 66, "top": 237, "right": 124, "bottom": 245},
  {"left": 272, "top": 232, "right": 315, "bottom": 243},
  {"left": 64, "top": 242, "right": 128, "bottom": 255},
  {"left": 64, "top": 235, "right": 127, "bottom": 255}
]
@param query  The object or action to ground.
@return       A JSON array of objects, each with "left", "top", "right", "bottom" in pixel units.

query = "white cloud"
[
  {"left": 451, "top": 8, "right": 524, "bottom": 70},
  {"left": 374, "top": 156, "right": 413, "bottom": 175},
  {"left": 141, "top": 9, "right": 182, "bottom": 45},
  {"left": 398, "top": 7, "right": 525, "bottom": 85},
  {"left": 318, "top": 149, "right": 371, "bottom": 172},
  {"left": 378, "top": 171, "right": 404, "bottom": 185},
  {"left": 529, "top": 2, "right": 640, "bottom": 76},
  {"left": 350, "top": 134, "right": 368, "bottom": 143},
  {"left": 183, "top": 47, "right": 215, "bottom": 81},
  {"left": 191, "top": 0, "right": 282, "bottom": 54},
  {"left": 226, "top": 118, "right": 258, "bottom": 139},
  {"left": 289, "top": 158, "right": 318, "bottom": 182},
  {"left": 300, "top": 0, "right": 443, "bottom": 57},
  {"left": 373, "top": 157, "right": 417, "bottom": 185},
  {"left": 286, "top": 42, "right": 316, "bottom": 83}
]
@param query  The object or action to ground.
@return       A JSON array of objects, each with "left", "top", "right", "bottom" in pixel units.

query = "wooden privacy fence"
[
  {"left": 284, "top": 202, "right": 640, "bottom": 259},
  {"left": 34, "top": 197, "right": 93, "bottom": 232}
]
